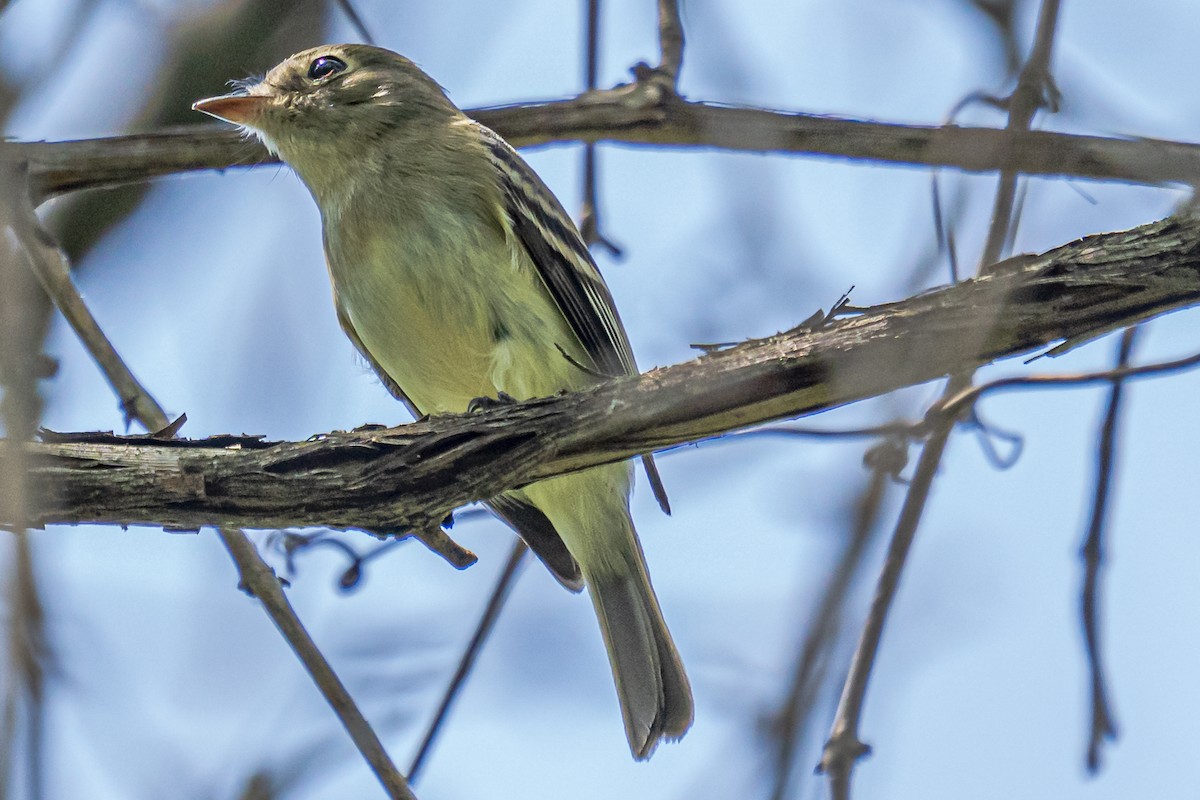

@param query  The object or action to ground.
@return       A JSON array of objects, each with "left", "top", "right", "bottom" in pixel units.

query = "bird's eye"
[{"left": 307, "top": 56, "right": 347, "bottom": 81}]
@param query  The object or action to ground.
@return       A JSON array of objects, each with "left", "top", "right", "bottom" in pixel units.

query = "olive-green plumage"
[{"left": 195, "top": 44, "right": 692, "bottom": 758}]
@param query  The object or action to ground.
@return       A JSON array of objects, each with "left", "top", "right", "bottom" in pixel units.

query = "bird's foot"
[{"left": 467, "top": 391, "right": 517, "bottom": 413}]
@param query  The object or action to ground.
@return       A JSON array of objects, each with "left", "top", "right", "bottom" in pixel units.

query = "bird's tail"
[{"left": 585, "top": 525, "right": 693, "bottom": 760}]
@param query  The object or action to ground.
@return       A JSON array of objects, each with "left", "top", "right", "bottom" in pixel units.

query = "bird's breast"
[{"left": 323, "top": 202, "right": 584, "bottom": 414}]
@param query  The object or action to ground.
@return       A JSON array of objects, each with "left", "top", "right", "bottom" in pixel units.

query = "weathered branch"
[
  {"left": 12, "top": 89, "right": 1200, "bottom": 202},
  {"left": 7, "top": 215, "right": 1200, "bottom": 535}
]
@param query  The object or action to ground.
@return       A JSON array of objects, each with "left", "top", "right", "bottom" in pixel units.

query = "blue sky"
[{"left": 4, "top": 1, "right": 1200, "bottom": 798}]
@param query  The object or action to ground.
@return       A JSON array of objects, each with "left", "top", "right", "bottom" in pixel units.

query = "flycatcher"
[{"left": 194, "top": 44, "right": 692, "bottom": 759}]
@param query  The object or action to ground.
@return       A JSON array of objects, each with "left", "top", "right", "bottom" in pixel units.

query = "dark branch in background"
[
  {"left": 44, "top": 0, "right": 328, "bottom": 262},
  {"left": 0, "top": 161, "right": 49, "bottom": 800},
  {"left": 11, "top": 183, "right": 169, "bottom": 432},
  {"left": 219, "top": 528, "right": 416, "bottom": 800},
  {"left": 218, "top": 532, "right": 420, "bottom": 800},
  {"left": 820, "top": 421, "right": 954, "bottom": 799},
  {"left": 1079, "top": 327, "right": 1134, "bottom": 772},
  {"left": 407, "top": 540, "right": 528, "bottom": 784},
  {"left": 15, "top": 97, "right": 1200, "bottom": 204},
  {"left": 2, "top": 535, "right": 48, "bottom": 800},
  {"left": 769, "top": 444, "right": 898, "bottom": 800},
  {"left": 979, "top": 0, "right": 1061, "bottom": 266},
  {"left": 820, "top": 4, "right": 1062, "bottom": 796},
  {"left": 578, "top": 0, "right": 621, "bottom": 254},
  {"left": 929, "top": 341, "right": 1200, "bottom": 418},
  {"left": 12, "top": 214, "right": 1200, "bottom": 533},
  {"left": 239, "top": 532, "right": 430, "bottom": 791},
  {"left": 333, "top": 0, "right": 375, "bottom": 45}
]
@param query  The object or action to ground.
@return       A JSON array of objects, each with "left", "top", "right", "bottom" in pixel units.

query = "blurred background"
[{"left": 3, "top": 0, "right": 1200, "bottom": 798}]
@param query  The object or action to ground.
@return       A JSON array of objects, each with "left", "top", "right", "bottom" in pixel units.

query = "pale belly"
[{"left": 327, "top": 219, "right": 589, "bottom": 415}]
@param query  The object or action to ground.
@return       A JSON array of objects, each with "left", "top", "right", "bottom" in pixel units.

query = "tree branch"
[
  {"left": 10, "top": 215, "right": 1200, "bottom": 534},
  {"left": 1080, "top": 327, "right": 1132, "bottom": 773},
  {"left": 655, "top": 0, "right": 685, "bottom": 85},
  {"left": 13, "top": 92, "right": 1200, "bottom": 203},
  {"left": 10, "top": 171, "right": 169, "bottom": 432},
  {"left": 407, "top": 539, "right": 528, "bottom": 783},
  {"left": 218, "top": 528, "right": 416, "bottom": 800},
  {"left": 822, "top": 7, "right": 1064, "bottom": 793}
]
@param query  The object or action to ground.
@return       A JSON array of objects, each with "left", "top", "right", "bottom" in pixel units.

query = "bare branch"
[
  {"left": 0, "top": 160, "right": 48, "bottom": 800},
  {"left": 12, "top": 215, "right": 1200, "bottom": 534},
  {"left": 1, "top": 534, "right": 50, "bottom": 800},
  {"left": 1080, "top": 327, "right": 1133, "bottom": 773},
  {"left": 770, "top": 451, "right": 895, "bottom": 800},
  {"left": 980, "top": 0, "right": 1062, "bottom": 266},
  {"left": 656, "top": 0, "right": 685, "bottom": 85},
  {"left": 218, "top": 528, "right": 416, "bottom": 800},
  {"left": 933, "top": 343, "right": 1200, "bottom": 420},
  {"left": 333, "top": 0, "right": 376, "bottom": 45},
  {"left": 408, "top": 540, "right": 528, "bottom": 783},
  {"left": 9, "top": 172, "right": 169, "bottom": 432},
  {"left": 819, "top": 422, "right": 952, "bottom": 798},
  {"left": 14, "top": 98, "right": 1200, "bottom": 203},
  {"left": 821, "top": 6, "right": 1064, "bottom": 793},
  {"left": 578, "top": 0, "right": 622, "bottom": 254}
]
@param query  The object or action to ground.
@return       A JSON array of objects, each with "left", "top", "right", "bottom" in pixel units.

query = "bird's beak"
[{"left": 192, "top": 94, "right": 268, "bottom": 126}]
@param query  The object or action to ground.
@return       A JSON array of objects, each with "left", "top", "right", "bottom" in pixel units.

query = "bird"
[{"left": 193, "top": 43, "right": 692, "bottom": 759}]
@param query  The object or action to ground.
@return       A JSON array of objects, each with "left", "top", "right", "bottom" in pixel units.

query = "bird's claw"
[{"left": 467, "top": 391, "right": 517, "bottom": 413}]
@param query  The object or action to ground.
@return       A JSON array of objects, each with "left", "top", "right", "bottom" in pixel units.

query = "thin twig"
[
  {"left": 818, "top": 4, "right": 1063, "bottom": 794},
  {"left": 408, "top": 539, "right": 529, "bottom": 783},
  {"left": 6, "top": 535, "right": 48, "bottom": 800},
  {"left": 333, "top": 0, "right": 375, "bottom": 45},
  {"left": 1080, "top": 327, "right": 1134, "bottom": 772},
  {"left": 578, "top": 0, "right": 622, "bottom": 255},
  {"left": 656, "top": 0, "right": 685, "bottom": 85},
  {"left": 770, "top": 454, "right": 894, "bottom": 800},
  {"left": 0, "top": 160, "right": 48, "bottom": 800},
  {"left": 10, "top": 178, "right": 168, "bottom": 432},
  {"left": 980, "top": 0, "right": 1062, "bottom": 267},
  {"left": 218, "top": 529, "right": 416, "bottom": 800},
  {"left": 819, "top": 423, "right": 953, "bottom": 799},
  {"left": 933, "top": 344, "right": 1200, "bottom": 421},
  {"left": 731, "top": 422, "right": 917, "bottom": 441},
  {"left": 580, "top": 0, "right": 600, "bottom": 244}
]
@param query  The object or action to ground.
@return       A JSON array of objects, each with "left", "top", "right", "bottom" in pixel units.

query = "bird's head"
[{"left": 193, "top": 44, "right": 460, "bottom": 196}]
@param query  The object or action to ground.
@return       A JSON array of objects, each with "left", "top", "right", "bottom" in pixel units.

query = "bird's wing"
[
  {"left": 478, "top": 124, "right": 636, "bottom": 379},
  {"left": 487, "top": 495, "right": 583, "bottom": 589},
  {"left": 478, "top": 124, "right": 671, "bottom": 514}
]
